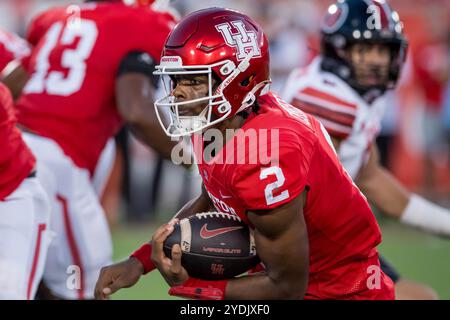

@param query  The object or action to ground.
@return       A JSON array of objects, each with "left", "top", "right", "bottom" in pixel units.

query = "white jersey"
[{"left": 281, "top": 57, "right": 387, "bottom": 179}]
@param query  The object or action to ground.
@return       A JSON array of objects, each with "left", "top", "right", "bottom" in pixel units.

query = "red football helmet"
[
  {"left": 121, "top": 0, "right": 154, "bottom": 7},
  {"left": 154, "top": 7, "right": 270, "bottom": 137}
]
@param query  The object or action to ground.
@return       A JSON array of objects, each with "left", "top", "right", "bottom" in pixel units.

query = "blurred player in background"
[
  {"left": 0, "top": 28, "right": 31, "bottom": 98},
  {"left": 0, "top": 83, "right": 51, "bottom": 299},
  {"left": 5, "top": 0, "right": 181, "bottom": 299},
  {"left": 281, "top": 0, "right": 448, "bottom": 299},
  {"left": 96, "top": 7, "right": 396, "bottom": 300}
]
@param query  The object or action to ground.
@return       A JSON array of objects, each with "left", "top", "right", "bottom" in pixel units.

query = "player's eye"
[
  {"left": 191, "top": 78, "right": 205, "bottom": 86},
  {"left": 169, "top": 75, "right": 178, "bottom": 89},
  {"left": 179, "top": 77, "right": 203, "bottom": 86},
  {"left": 358, "top": 46, "right": 367, "bottom": 54},
  {"left": 378, "top": 45, "right": 390, "bottom": 56}
]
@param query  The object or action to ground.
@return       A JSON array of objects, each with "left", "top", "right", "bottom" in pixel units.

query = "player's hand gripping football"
[
  {"left": 94, "top": 257, "right": 145, "bottom": 300},
  {"left": 151, "top": 218, "right": 189, "bottom": 287}
]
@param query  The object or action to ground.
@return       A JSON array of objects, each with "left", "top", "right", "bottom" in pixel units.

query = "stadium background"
[{"left": 1, "top": 0, "right": 449, "bottom": 299}]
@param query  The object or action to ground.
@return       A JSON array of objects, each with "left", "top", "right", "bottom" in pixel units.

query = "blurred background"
[{"left": 1, "top": 0, "right": 449, "bottom": 299}]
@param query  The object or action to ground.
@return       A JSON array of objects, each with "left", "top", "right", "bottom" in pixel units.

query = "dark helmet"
[{"left": 320, "top": 0, "right": 408, "bottom": 94}]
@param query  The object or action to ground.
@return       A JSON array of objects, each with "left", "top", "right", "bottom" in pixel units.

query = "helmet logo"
[
  {"left": 322, "top": 3, "right": 348, "bottom": 34},
  {"left": 216, "top": 20, "right": 261, "bottom": 61}
]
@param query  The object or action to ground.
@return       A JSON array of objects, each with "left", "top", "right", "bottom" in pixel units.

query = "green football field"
[{"left": 109, "top": 216, "right": 450, "bottom": 300}]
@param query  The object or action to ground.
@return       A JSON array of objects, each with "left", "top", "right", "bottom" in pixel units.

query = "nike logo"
[{"left": 200, "top": 224, "right": 243, "bottom": 239}]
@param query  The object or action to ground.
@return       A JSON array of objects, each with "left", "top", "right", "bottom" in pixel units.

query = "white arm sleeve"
[{"left": 400, "top": 194, "right": 450, "bottom": 237}]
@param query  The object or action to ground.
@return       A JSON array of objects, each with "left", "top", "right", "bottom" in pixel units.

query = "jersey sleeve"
[
  {"left": 230, "top": 130, "right": 312, "bottom": 212},
  {"left": 26, "top": 10, "right": 51, "bottom": 46},
  {"left": 288, "top": 86, "right": 357, "bottom": 140},
  {"left": 0, "top": 83, "right": 15, "bottom": 121},
  {"left": 0, "top": 45, "right": 15, "bottom": 73},
  {"left": 119, "top": 9, "right": 176, "bottom": 64},
  {"left": 22, "top": 10, "right": 54, "bottom": 71},
  {"left": 0, "top": 30, "right": 31, "bottom": 73}
]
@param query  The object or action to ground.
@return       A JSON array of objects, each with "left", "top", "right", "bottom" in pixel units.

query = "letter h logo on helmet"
[{"left": 216, "top": 20, "right": 261, "bottom": 61}]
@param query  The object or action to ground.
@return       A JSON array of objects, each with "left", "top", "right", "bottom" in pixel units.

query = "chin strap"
[
  {"left": 236, "top": 81, "right": 271, "bottom": 114},
  {"left": 217, "top": 49, "right": 271, "bottom": 115}
]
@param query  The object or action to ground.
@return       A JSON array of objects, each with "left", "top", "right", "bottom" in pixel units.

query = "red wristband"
[
  {"left": 130, "top": 243, "right": 155, "bottom": 274},
  {"left": 176, "top": 277, "right": 228, "bottom": 300}
]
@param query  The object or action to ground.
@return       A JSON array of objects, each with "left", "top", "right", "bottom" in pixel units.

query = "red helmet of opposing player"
[{"left": 154, "top": 7, "right": 270, "bottom": 137}]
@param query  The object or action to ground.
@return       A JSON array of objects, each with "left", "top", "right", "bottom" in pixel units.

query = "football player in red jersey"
[
  {"left": 281, "top": 0, "right": 445, "bottom": 299},
  {"left": 9, "top": 0, "right": 185, "bottom": 299},
  {"left": 95, "top": 7, "right": 395, "bottom": 300},
  {"left": 0, "top": 83, "right": 51, "bottom": 299}
]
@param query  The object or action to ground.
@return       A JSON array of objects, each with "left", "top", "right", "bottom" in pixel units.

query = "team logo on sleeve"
[{"left": 216, "top": 20, "right": 261, "bottom": 60}]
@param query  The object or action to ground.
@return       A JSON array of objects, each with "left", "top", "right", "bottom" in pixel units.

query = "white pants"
[
  {"left": 92, "top": 138, "right": 116, "bottom": 198},
  {"left": 23, "top": 133, "right": 113, "bottom": 299},
  {"left": 0, "top": 177, "right": 51, "bottom": 300}
]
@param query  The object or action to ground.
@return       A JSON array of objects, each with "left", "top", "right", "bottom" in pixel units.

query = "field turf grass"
[{"left": 110, "top": 217, "right": 450, "bottom": 300}]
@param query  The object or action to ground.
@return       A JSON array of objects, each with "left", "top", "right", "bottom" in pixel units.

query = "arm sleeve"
[
  {"left": 0, "top": 83, "right": 15, "bottom": 120},
  {"left": 0, "top": 46, "right": 15, "bottom": 73},
  {"left": 117, "top": 51, "right": 158, "bottom": 88},
  {"left": 0, "top": 31, "right": 31, "bottom": 73},
  {"left": 231, "top": 132, "right": 311, "bottom": 211}
]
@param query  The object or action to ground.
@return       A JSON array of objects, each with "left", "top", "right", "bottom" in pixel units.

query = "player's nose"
[
  {"left": 367, "top": 47, "right": 388, "bottom": 65},
  {"left": 173, "top": 85, "right": 187, "bottom": 103}
]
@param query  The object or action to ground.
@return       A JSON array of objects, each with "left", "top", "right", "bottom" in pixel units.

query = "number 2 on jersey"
[
  {"left": 24, "top": 20, "right": 98, "bottom": 96},
  {"left": 260, "top": 166, "right": 290, "bottom": 206}
]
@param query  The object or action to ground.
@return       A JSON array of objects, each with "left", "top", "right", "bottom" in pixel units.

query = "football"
[{"left": 163, "top": 212, "right": 260, "bottom": 280}]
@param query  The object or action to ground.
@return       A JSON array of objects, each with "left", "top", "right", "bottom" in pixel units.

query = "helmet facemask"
[{"left": 154, "top": 52, "right": 262, "bottom": 137}]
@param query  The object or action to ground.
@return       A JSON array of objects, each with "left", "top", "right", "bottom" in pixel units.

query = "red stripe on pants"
[
  {"left": 27, "top": 223, "right": 46, "bottom": 300},
  {"left": 57, "top": 195, "right": 85, "bottom": 299}
]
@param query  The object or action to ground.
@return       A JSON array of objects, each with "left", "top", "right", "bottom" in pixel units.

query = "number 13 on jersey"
[{"left": 24, "top": 19, "right": 98, "bottom": 96}]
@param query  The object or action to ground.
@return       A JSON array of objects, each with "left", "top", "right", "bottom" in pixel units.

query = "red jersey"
[
  {"left": 193, "top": 92, "right": 394, "bottom": 299},
  {"left": 0, "top": 83, "right": 35, "bottom": 201},
  {"left": 16, "top": 2, "right": 176, "bottom": 174},
  {"left": 0, "top": 28, "right": 31, "bottom": 73}
]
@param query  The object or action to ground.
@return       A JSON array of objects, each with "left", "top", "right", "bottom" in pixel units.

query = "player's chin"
[
  {"left": 178, "top": 103, "right": 208, "bottom": 117},
  {"left": 358, "top": 75, "right": 387, "bottom": 87}
]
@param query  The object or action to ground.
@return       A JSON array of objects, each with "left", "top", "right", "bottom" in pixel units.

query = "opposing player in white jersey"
[{"left": 282, "top": 0, "right": 449, "bottom": 299}]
